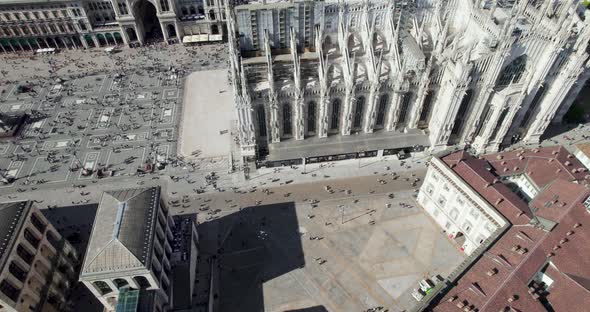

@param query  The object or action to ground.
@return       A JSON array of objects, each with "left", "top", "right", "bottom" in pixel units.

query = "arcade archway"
[{"left": 134, "top": 0, "right": 163, "bottom": 43}]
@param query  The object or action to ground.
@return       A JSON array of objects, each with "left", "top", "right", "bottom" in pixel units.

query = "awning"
[
  {"left": 35, "top": 48, "right": 56, "bottom": 54},
  {"left": 182, "top": 34, "right": 220, "bottom": 43},
  {"left": 209, "top": 34, "right": 223, "bottom": 41}
]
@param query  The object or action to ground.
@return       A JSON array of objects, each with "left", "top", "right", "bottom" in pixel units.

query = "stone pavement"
[{"left": 179, "top": 69, "right": 234, "bottom": 158}]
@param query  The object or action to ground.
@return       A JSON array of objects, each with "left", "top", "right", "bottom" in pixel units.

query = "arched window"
[
  {"left": 160, "top": 0, "right": 169, "bottom": 12},
  {"left": 322, "top": 35, "right": 333, "bottom": 52},
  {"left": 498, "top": 55, "right": 527, "bottom": 86},
  {"left": 209, "top": 9, "right": 215, "bottom": 20},
  {"left": 256, "top": 106, "right": 267, "bottom": 137},
  {"left": 353, "top": 96, "right": 365, "bottom": 128},
  {"left": 93, "top": 281, "right": 112, "bottom": 295},
  {"left": 181, "top": 7, "right": 188, "bottom": 16},
  {"left": 398, "top": 93, "right": 412, "bottom": 125},
  {"left": 376, "top": 94, "right": 388, "bottom": 127},
  {"left": 133, "top": 276, "right": 151, "bottom": 289},
  {"left": 307, "top": 101, "right": 316, "bottom": 133},
  {"left": 189, "top": 6, "right": 196, "bottom": 15},
  {"left": 282, "top": 104, "right": 292, "bottom": 136},
  {"left": 113, "top": 278, "right": 129, "bottom": 289},
  {"left": 330, "top": 99, "right": 341, "bottom": 130}
]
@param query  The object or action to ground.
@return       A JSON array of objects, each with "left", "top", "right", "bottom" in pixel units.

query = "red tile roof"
[
  {"left": 432, "top": 146, "right": 590, "bottom": 312},
  {"left": 442, "top": 152, "right": 532, "bottom": 225}
]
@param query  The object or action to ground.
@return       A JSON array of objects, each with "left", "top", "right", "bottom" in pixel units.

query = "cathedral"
[{"left": 226, "top": 0, "right": 590, "bottom": 165}]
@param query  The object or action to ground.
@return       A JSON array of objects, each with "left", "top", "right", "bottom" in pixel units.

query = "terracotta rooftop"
[
  {"left": 482, "top": 146, "right": 589, "bottom": 189},
  {"left": 432, "top": 146, "right": 590, "bottom": 312},
  {"left": 442, "top": 151, "right": 532, "bottom": 225}
]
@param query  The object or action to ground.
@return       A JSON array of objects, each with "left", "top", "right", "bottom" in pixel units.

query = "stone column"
[
  {"left": 92, "top": 35, "right": 100, "bottom": 48},
  {"left": 269, "top": 101, "right": 280, "bottom": 143},
  {"left": 293, "top": 98, "right": 305, "bottom": 140},
  {"left": 161, "top": 23, "right": 170, "bottom": 43},
  {"left": 125, "top": 277, "right": 139, "bottom": 289},
  {"left": 146, "top": 274, "right": 158, "bottom": 289},
  {"left": 386, "top": 92, "right": 403, "bottom": 131},
  {"left": 104, "top": 279, "right": 120, "bottom": 294},
  {"left": 363, "top": 85, "right": 379, "bottom": 133},
  {"left": 80, "top": 35, "right": 89, "bottom": 49}
]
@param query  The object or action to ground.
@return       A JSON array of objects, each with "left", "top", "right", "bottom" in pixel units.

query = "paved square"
[{"left": 204, "top": 192, "right": 465, "bottom": 312}]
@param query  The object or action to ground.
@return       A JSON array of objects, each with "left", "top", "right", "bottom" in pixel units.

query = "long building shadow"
[
  {"left": 41, "top": 204, "right": 103, "bottom": 312},
  {"left": 198, "top": 202, "right": 312, "bottom": 312}
]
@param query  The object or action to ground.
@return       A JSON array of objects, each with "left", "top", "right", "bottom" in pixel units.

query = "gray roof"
[
  {"left": 0, "top": 0, "right": 73, "bottom": 6},
  {"left": 80, "top": 187, "right": 161, "bottom": 277},
  {"left": 0, "top": 201, "right": 30, "bottom": 270}
]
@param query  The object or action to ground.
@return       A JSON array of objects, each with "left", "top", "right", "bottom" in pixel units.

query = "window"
[
  {"left": 398, "top": 93, "right": 411, "bottom": 125},
  {"left": 353, "top": 96, "right": 364, "bottom": 128},
  {"left": 282, "top": 104, "right": 292, "bottom": 136},
  {"left": 462, "top": 221, "right": 473, "bottom": 234},
  {"left": 8, "top": 262, "right": 26, "bottom": 282},
  {"left": 330, "top": 99, "right": 341, "bottom": 130},
  {"left": 442, "top": 184, "right": 450, "bottom": 192},
  {"left": 469, "top": 207, "right": 480, "bottom": 220},
  {"left": 456, "top": 197, "right": 465, "bottom": 206},
  {"left": 476, "top": 234, "right": 486, "bottom": 244},
  {"left": 376, "top": 94, "right": 388, "bottom": 126},
  {"left": 484, "top": 222, "right": 496, "bottom": 233},
  {"left": 24, "top": 228, "right": 40, "bottom": 249},
  {"left": 431, "top": 172, "right": 439, "bottom": 181},
  {"left": 30, "top": 213, "right": 46, "bottom": 235},
  {"left": 307, "top": 102, "right": 316, "bottom": 133},
  {"left": 160, "top": 0, "right": 169, "bottom": 12},
  {"left": 47, "top": 231, "right": 60, "bottom": 250},
  {"left": 0, "top": 280, "right": 19, "bottom": 301},
  {"left": 450, "top": 208, "right": 459, "bottom": 221},
  {"left": 93, "top": 281, "right": 112, "bottom": 295},
  {"left": 256, "top": 106, "right": 267, "bottom": 137},
  {"left": 437, "top": 196, "right": 447, "bottom": 208},
  {"left": 425, "top": 183, "right": 434, "bottom": 195}
]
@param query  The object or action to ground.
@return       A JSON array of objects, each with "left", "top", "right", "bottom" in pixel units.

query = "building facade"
[
  {"left": 0, "top": 201, "right": 79, "bottom": 312},
  {"left": 79, "top": 187, "right": 174, "bottom": 312},
  {"left": 0, "top": 0, "right": 226, "bottom": 52},
  {"left": 228, "top": 0, "right": 590, "bottom": 164},
  {"left": 417, "top": 156, "right": 508, "bottom": 255}
]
